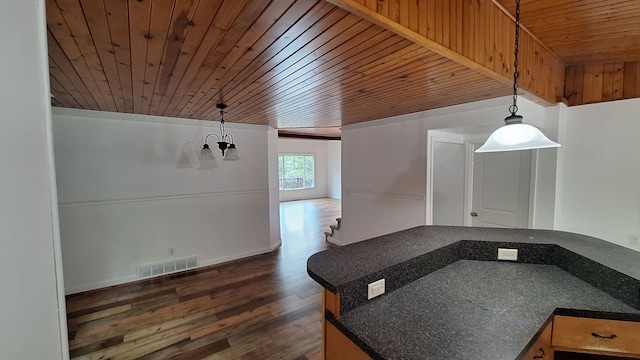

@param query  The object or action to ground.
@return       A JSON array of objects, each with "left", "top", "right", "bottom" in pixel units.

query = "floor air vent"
[{"left": 136, "top": 256, "right": 198, "bottom": 279}]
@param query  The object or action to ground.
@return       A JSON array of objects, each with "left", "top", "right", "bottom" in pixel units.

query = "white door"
[
  {"left": 471, "top": 148, "right": 531, "bottom": 228},
  {"left": 432, "top": 141, "right": 465, "bottom": 226}
]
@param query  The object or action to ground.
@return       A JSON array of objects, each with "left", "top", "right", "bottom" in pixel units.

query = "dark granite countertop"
[
  {"left": 308, "top": 226, "right": 640, "bottom": 312},
  {"left": 307, "top": 226, "right": 640, "bottom": 359},
  {"left": 329, "top": 260, "right": 640, "bottom": 360}
]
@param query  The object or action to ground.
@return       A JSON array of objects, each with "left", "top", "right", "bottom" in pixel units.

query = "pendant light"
[{"left": 475, "top": 0, "right": 560, "bottom": 153}]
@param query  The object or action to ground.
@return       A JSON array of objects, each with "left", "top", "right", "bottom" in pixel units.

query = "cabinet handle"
[
  {"left": 532, "top": 347, "right": 545, "bottom": 359},
  {"left": 591, "top": 332, "right": 617, "bottom": 340}
]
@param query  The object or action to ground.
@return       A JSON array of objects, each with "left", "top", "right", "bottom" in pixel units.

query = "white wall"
[
  {"left": 278, "top": 138, "right": 342, "bottom": 201},
  {"left": 0, "top": 1, "right": 68, "bottom": 359},
  {"left": 530, "top": 105, "right": 562, "bottom": 229},
  {"left": 342, "top": 119, "right": 428, "bottom": 243},
  {"left": 327, "top": 140, "right": 342, "bottom": 199},
  {"left": 53, "top": 108, "right": 277, "bottom": 293},
  {"left": 267, "top": 129, "right": 282, "bottom": 248},
  {"left": 342, "top": 93, "right": 640, "bottom": 252},
  {"left": 341, "top": 96, "right": 550, "bottom": 244},
  {"left": 554, "top": 98, "right": 640, "bottom": 250}
]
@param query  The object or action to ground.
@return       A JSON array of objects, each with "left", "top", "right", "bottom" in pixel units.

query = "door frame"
[{"left": 464, "top": 141, "right": 477, "bottom": 226}]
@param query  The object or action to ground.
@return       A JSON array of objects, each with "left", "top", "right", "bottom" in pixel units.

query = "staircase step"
[{"left": 326, "top": 217, "right": 342, "bottom": 242}]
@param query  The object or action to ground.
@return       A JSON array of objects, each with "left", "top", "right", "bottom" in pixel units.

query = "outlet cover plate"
[
  {"left": 497, "top": 248, "right": 518, "bottom": 261},
  {"left": 368, "top": 279, "right": 385, "bottom": 300}
]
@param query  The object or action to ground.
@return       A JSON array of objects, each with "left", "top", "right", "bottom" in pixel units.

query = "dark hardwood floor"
[{"left": 66, "top": 198, "right": 341, "bottom": 360}]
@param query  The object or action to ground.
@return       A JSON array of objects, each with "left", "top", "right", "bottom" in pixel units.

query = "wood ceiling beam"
[
  {"left": 326, "top": 0, "right": 565, "bottom": 105},
  {"left": 564, "top": 61, "right": 640, "bottom": 106}
]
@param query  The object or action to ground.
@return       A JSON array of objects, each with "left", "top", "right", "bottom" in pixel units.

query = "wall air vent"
[{"left": 136, "top": 256, "right": 198, "bottom": 279}]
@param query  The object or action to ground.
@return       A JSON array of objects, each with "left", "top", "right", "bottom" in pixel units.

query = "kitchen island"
[{"left": 307, "top": 226, "right": 640, "bottom": 360}]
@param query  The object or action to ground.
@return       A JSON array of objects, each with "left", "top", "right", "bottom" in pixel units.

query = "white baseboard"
[
  {"left": 326, "top": 236, "right": 344, "bottom": 246},
  {"left": 64, "top": 246, "right": 277, "bottom": 295},
  {"left": 270, "top": 239, "right": 282, "bottom": 251},
  {"left": 65, "top": 274, "right": 138, "bottom": 295},
  {"left": 198, "top": 247, "right": 274, "bottom": 268}
]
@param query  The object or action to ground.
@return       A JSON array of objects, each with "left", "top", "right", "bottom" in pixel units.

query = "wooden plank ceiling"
[
  {"left": 46, "top": 0, "right": 512, "bottom": 137},
  {"left": 47, "top": 0, "right": 640, "bottom": 137},
  {"left": 494, "top": 0, "right": 640, "bottom": 106},
  {"left": 495, "top": 0, "right": 640, "bottom": 65}
]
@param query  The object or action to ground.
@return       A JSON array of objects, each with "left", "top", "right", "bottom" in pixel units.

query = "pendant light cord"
[{"left": 510, "top": 0, "right": 521, "bottom": 116}]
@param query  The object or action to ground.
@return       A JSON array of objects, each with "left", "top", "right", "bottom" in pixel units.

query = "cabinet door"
[
  {"left": 552, "top": 316, "right": 640, "bottom": 357},
  {"left": 521, "top": 321, "right": 554, "bottom": 360},
  {"left": 325, "top": 322, "right": 371, "bottom": 360}
]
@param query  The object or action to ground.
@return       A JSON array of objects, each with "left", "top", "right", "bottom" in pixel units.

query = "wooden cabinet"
[
  {"left": 325, "top": 322, "right": 372, "bottom": 360},
  {"left": 322, "top": 289, "right": 372, "bottom": 359},
  {"left": 322, "top": 289, "right": 371, "bottom": 360},
  {"left": 324, "top": 288, "right": 340, "bottom": 318},
  {"left": 552, "top": 316, "right": 640, "bottom": 359},
  {"left": 521, "top": 321, "right": 554, "bottom": 359}
]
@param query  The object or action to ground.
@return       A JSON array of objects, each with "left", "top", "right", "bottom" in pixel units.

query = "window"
[{"left": 278, "top": 155, "right": 315, "bottom": 190}]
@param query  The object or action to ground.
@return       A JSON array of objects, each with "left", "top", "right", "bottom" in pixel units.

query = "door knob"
[{"left": 470, "top": 212, "right": 478, "bottom": 217}]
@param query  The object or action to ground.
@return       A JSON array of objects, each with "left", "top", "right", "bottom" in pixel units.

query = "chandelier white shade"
[
  {"left": 198, "top": 145, "right": 218, "bottom": 170},
  {"left": 200, "top": 145, "right": 214, "bottom": 160},
  {"left": 223, "top": 144, "right": 240, "bottom": 161}
]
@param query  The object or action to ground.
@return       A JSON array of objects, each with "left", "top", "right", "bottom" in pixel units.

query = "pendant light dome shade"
[
  {"left": 475, "top": 0, "right": 560, "bottom": 153},
  {"left": 475, "top": 115, "right": 560, "bottom": 153}
]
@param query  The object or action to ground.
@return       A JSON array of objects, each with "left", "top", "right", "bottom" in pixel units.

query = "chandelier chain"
[{"left": 219, "top": 108, "right": 226, "bottom": 141}]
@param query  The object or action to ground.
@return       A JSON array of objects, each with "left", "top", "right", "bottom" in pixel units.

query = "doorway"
[{"left": 427, "top": 129, "right": 533, "bottom": 229}]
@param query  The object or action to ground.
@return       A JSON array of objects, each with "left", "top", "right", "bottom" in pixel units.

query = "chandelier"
[{"left": 200, "top": 104, "right": 239, "bottom": 161}]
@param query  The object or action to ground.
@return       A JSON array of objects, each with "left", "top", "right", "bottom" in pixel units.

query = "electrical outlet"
[
  {"left": 367, "top": 279, "right": 385, "bottom": 300},
  {"left": 168, "top": 248, "right": 175, "bottom": 256},
  {"left": 497, "top": 248, "right": 518, "bottom": 261},
  {"left": 629, "top": 234, "right": 640, "bottom": 247}
]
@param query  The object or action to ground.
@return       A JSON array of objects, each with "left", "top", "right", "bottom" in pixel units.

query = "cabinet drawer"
[{"left": 552, "top": 316, "right": 640, "bottom": 356}]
